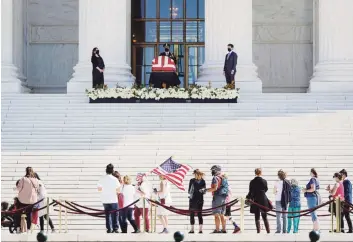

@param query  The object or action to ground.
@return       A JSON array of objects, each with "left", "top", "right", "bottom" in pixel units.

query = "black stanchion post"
[
  {"left": 174, "top": 231, "right": 184, "bottom": 242},
  {"left": 309, "top": 230, "right": 320, "bottom": 242}
]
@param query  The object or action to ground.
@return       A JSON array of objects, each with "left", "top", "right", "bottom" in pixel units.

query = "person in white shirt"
[
  {"left": 274, "top": 170, "right": 291, "bottom": 233},
  {"left": 134, "top": 173, "right": 151, "bottom": 232},
  {"left": 97, "top": 164, "right": 121, "bottom": 233},
  {"left": 120, "top": 175, "right": 139, "bottom": 233}
]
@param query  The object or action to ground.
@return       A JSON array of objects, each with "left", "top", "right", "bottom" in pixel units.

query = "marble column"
[
  {"left": 197, "top": 0, "right": 262, "bottom": 92},
  {"left": 67, "top": 0, "right": 134, "bottom": 93},
  {"left": 309, "top": 0, "right": 353, "bottom": 93},
  {"left": 1, "top": 0, "right": 22, "bottom": 93}
]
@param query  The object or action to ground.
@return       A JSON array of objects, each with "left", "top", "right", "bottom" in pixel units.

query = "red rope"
[
  {"left": 148, "top": 199, "right": 239, "bottom": 216},
  {"left": 247, "top": 199, "right": 333, "bottom": 215},
  {"left": 1, "top": 199, "right": 44, "bottom": 215}
]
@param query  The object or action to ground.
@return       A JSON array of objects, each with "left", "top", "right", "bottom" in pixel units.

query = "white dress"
[{"left": 157, "top": 180, "right": 172, "bottom": 216}]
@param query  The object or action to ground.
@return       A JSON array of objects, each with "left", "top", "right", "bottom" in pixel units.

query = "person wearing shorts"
[{"left": 204, "top": 165, "right": 227, "bottom": 233}]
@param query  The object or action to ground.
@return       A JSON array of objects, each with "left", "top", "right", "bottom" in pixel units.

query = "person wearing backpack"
[
  {"left": 201, "top": 165, "right": 228, "bottom": 233},
  {"left": 274, "top": 170, "right": 291, "bottom": 233}
]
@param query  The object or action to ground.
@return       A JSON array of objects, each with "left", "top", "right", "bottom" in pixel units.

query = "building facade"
[{"left": 2, "top": 0, "right": 353, "bottom": 93}]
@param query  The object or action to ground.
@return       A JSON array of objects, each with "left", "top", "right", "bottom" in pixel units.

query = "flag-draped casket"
[{"left": 152, "top": 56, "right": 176, "bottom": 72}]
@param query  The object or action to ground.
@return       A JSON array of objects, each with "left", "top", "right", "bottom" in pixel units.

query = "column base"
[
  {"left": 197, "top": 62, "right": 262, "bottom": 92},
  {"left": 67, "top": 62, "right": 135, "bottom": 93},
  {"left": 1, "top": 64, "right": 22, "bottom": 93},
  {"left": 309, "top": 62, "right": 353, "bottom": 93}
]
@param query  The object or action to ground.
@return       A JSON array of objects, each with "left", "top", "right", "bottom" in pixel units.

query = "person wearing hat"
[
  {"left": 159, "top": 43, "right": 177, "bottom": 63},
  {"left": 200, "top": 165, "right": 228, "bottom": 233}
]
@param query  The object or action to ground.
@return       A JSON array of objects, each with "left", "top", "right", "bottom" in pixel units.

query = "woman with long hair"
[
  {"left": 246, "top": 168, "right": 271, "bottom": 234},
  {"left": 274, "top": 169, "right": 291, "bottom": 233},
  {"left": 15, "top": 167, "right": 39, "bottom": 233},
  {"left": 91, "top": 47, "right": 105, "bottom": 88},
  {"left": 35, "top": 173, "right": 55, "bottom": 233},
  {"left": 326, "top": 172, "right": 344, "bottom": 232},
  {"left": 154, "top": 175, "right": 172, "bottom": 234},
  {"left": 303, "top": 168, "right": 320, "bottom": 231},
  {"left": 188, "top": 169, "right": 206, "bottom": 234}
]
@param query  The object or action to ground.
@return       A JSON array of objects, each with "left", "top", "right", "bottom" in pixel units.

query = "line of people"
[{"left": 248, "top": 168, "right": 352, "bottom": 234}]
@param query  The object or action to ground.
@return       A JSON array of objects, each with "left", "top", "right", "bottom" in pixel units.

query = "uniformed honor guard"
[{"left": 159, "top": 43, "right": 177, "bottom": 63}]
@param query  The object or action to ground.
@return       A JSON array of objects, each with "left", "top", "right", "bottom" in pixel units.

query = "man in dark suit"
[
  {"left": 159, "top": 43, "right": 177, "bottom": 63},
  {"left": 223, "top": 44, "right": 238, "bottom": 85},
  {"left": 340, "top": 169, "right": 352, "bottom": 233}
]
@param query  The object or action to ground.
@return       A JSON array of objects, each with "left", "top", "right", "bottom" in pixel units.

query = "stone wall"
[
  {"left": 25, "top": 0, "right": 78, "bottom": 93},
  {"left": 253, "top": 0, "right": 313, "bottom": 93}
]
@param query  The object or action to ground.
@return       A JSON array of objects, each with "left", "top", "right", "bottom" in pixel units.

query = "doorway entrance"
[{"left": 131, "top": 0, "right": 205, "bottom": 87}]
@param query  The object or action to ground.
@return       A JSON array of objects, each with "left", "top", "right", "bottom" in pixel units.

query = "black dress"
[{"left": 91, "top": 55, "right": 105, "bottom": 88}]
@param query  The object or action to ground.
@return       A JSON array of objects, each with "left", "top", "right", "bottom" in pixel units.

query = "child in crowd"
[
  {"left": 223, "top": 174, "right": 241, "bottom": 233},
  {"left": 287, "top": 179, "right": 301, "bottom": 233}
]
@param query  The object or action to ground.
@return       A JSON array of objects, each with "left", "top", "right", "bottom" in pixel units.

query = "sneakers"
[
  {"left": 107, "top": 230, "right": 112, "bottom": 233},
  {"left": 233, "top": 227, "right": 241, "bottom": 234},
  {"left": 210, "top": 230, "right": 221, "bottom": 234},
  {"left": 132, "top": 229, "right": 141, "bottom": 233},
  {"left": 188, "top": 231, "right": 194, "bottom": 234},
  {"left": 159, "top": 228, "right": 169, "bottom": 234},
  {"left": 221, "top": 230, "right": 227, "bottom": 233}
]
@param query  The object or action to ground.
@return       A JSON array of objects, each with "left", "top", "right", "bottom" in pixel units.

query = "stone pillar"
[
  {"left": 1, "top": 0, "right": 21, "bottom": 93},
  {"left": 67, "top": 0, "right": 134, "bottom": 93},
  {"left": 309, "top": 0, "right": 353, "bottom": 93},
  {"left": 197, "top": 0, "right": 262, "bottom": 92}
]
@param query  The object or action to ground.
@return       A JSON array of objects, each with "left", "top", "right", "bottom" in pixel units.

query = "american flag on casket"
[
  {"left": 151, "top": 157, "right": 191, "bottom": 191},
  {"left": 152, "top": 56, "right": 176, "bottom": 72}
]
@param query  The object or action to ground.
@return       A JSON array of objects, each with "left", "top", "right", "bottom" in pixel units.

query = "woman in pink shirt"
[
  {"left": 326, "top": 172, "right": 345, "bottom": 232},
  {"left": 15, "top": 167, "right": 39, "bottom": 232}
]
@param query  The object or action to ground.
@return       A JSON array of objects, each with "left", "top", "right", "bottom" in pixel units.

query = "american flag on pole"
[{"left": 151, "top": 157, "right": 191, "bottom": 191}]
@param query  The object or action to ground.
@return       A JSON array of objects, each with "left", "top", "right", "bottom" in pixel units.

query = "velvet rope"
[
  {"left": 247, "top": 199, "right": 333, "bottom": 215},
  {"left": 148, "top": 198, "right": 238, "bottom": 214},
  {"left": 54, "top": 199, "right": 140, "bottom": 216},
  {"left": 148, "top": 199, "right": 239, "bottom": 216},
  {"left": 1, "top": 199, "right": 44, "bottom": 215}
]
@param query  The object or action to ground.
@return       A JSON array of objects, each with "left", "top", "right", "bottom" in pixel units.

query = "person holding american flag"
[{"left": 151, "top": 157, "right": 191, "bottom": 234}]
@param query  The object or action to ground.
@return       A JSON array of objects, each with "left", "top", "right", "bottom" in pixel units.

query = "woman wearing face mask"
[
  {"left": 326, "top": 172, "right": 345, "bottom": 232},
  {"left": 91, "top": 47, "right": 105, "bottom": 88},
  {"left": 134, "top": 173, "right": 151, "bottom": 233},
  {"left": 302, "top": 168, "right": 321, "bottom": 231}
]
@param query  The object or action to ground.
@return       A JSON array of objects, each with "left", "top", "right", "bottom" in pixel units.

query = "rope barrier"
[
  {"left": 247, "top": 199, "right": 333, "bottom": 216},
  {"left": 1, "top": 199, "right": 44, "bottom": 215}
]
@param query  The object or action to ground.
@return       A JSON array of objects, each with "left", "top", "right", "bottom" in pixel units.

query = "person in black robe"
[
  {"left": 246, "top": 168, "right": 271, "bottom": 234},
  {"left": 159, "top": 43, "right": 177, "bottom": 63},
  {"left": 91, "top": 47, "right": 105, "bottom": 88}
]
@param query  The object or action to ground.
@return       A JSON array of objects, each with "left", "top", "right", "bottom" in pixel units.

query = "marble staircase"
[{"left": 1, "top": 93, "right": 353, "bottom": 233}]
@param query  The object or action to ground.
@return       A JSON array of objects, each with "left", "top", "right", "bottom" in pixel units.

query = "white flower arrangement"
[{"left": 85, "top": 86, "right": 239, "bottom": 101}]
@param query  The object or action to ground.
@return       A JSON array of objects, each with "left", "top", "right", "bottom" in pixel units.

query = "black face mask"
[
  {"left": 165, "top": 48, "right": 169, "bottom": 52},
  {"left": 227, "top": 48, "right": 232, "bottom": 52},
  {"left": 96, "top": 50, "right": 100, "bottom": 55},
  {"left": 211, "top": 170, "right": 216, "bottom": 176}
]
